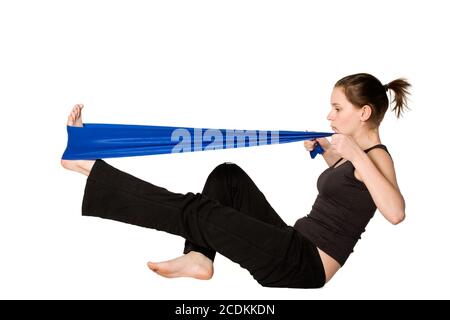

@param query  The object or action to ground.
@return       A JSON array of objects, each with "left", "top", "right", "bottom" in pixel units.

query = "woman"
[{"left": 61, "top": 73, "right": 409, "bottom": 288}]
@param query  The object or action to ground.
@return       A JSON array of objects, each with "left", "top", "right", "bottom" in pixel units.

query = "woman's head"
[{"left": 328, "top": 73, "right": 411, "bottom": 134}]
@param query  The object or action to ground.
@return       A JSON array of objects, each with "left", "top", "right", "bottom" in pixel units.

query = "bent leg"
[
  {"left": 82, "top": 160, "right": 324, "bottom": 288},
  {"left": 184, "top": 162, "right": 287, "bottom": 261}
]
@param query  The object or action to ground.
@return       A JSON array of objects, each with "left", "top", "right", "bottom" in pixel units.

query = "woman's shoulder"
[
  {"left": 366, "top": 145, "right": 393, "bottom": 165},
  {"left": 366, "top": 145, "right": 398, "bottom": 182},
  {"left": 355, "top": 144, "right": 398, "bottom": 185}
]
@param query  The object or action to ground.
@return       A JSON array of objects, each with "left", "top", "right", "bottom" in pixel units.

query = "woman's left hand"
[{"left": 330, "top": 134, "right": 362, "bottom": 162}]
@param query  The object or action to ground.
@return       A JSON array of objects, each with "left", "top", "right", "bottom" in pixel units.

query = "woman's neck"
[{"left": 352, "top": 127, "right": 381, "bottom": 150}]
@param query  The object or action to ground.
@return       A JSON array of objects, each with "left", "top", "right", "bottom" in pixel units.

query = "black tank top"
[{"left": 294, "top": 144, "right": 390, "bottom": 266}]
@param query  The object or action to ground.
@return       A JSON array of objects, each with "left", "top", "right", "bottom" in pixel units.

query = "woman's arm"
[{"left": 352, "top": 149, "right": 406, "bottom": 225}]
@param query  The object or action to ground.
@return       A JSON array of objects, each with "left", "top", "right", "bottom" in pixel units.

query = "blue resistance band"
[{"left": 62, "top": 123, "right": 333, "bottom": 160}]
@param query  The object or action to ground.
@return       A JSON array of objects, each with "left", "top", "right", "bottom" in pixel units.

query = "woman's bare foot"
[
  {"left": 67, "top": 104, "right": 84, "bottom": 127},
  {"left": 61, "top": 104, "right": 95, "bottom": 176},
  {"left": 147, "top": 251, "right": 214, "bottom": 280}
]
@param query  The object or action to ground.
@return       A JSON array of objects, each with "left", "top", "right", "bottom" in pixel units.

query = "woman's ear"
[{"left": 360, "top": 105, "right": 372, "bottom": 122}]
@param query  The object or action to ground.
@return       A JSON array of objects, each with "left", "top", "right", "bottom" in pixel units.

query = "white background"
[{"left": 1, "top": 0, "right": 448, "bottom": 299}]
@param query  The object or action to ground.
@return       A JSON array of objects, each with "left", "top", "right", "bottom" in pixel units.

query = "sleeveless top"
[{"left": 294, "top": 144, "right": 390, "bottom": 266}]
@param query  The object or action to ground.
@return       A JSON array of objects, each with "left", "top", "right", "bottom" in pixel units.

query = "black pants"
[{"left": 82, "top": 160, "right": 325, "bottom": 288}]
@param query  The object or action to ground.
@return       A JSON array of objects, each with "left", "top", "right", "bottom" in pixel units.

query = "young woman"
[{"left": 61, "top": 73, "right": 409, "bottom": 288}]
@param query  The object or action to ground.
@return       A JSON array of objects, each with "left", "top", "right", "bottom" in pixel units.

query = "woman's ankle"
[
  {"left": 83, "top": 160, "right": 95, "bottom": 174},
  {"left": 61, "top": 159, "right": 95, "bottom": 177}
]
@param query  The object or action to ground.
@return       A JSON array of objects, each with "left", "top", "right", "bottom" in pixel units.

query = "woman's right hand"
[
  {"left": 304, "top": 139, "right": 317, "bottom": 152},
  {"left": 304, "top": 138, "right": 330, "bottom": 152}
]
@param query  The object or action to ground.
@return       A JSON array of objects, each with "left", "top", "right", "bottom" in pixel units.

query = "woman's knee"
[
  {"left": 208, "top": 162, "right": 243, "bottom": 180},
  {"left": 203, "top": 163, "right": 236, "bottom": 191}
]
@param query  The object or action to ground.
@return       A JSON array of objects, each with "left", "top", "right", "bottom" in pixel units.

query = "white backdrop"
[{"left": 1, "top": 0, "right": 448, "bottom": 299}]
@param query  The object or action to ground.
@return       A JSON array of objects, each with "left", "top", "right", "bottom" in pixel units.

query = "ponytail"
[{"left": 384, "top": 79, "right": 411, "bottom": 118}]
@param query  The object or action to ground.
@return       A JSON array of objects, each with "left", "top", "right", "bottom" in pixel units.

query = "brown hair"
[{"left": 335, "top": 73, "right": 411, "bottom": 126}]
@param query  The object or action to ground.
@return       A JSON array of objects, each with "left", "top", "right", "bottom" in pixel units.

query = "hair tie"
[{"left": 383, "top": 84, "right": 389, "bottom": 92}]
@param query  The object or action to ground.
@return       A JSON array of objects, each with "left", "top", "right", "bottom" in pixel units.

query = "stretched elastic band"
[{"left": 62, "top": 123, "right": 332, "bottom": 160}]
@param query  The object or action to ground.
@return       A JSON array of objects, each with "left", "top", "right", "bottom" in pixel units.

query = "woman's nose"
[{"left": 327, "top": 111, "right": 333, "bottom": 121}]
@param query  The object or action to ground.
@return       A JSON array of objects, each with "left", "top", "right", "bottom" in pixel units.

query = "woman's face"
[{"left": 327, "top": 86, "right": 363, "bottom": 135}]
